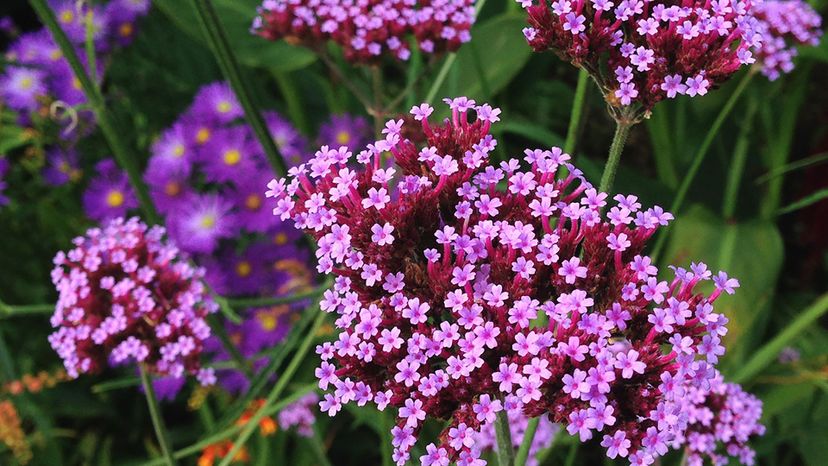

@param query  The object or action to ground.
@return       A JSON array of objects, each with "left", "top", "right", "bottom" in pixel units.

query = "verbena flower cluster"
[
  {"left": 138, "top": 81, "right": 326, "bottom": 395},
  {"left": 0, "top": 0, "right": 150, "bottom": 132},
  {"left": 277, "top": 392, "right": 321, "bottom": 437},
  {"left": 47, "top": 217, "right": 218, "bottom": 384},
  {"left": 673, "top": 372, "right": 764, "bottom": 466},
  {"left": 752, "top": 0, "right": 822, "bottom": 80},
  {"left": 251, "top": 0, "right": 476, "bottom": 63},
  {"left": 267, "top": 97, "right": 739, "bottom": 465},
  {"left": 519, "top": 0, "right": 762, "bottom": 116}
]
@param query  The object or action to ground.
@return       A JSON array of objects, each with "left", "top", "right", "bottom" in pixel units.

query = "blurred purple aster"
[
  {"left": 145, "top": 160, "right": 194, "bottom": 215},
  {"left": 168, "top": 193, "right": 238, "bottom": 254},
  {"left": 198, "top": 127, "right": 262, "bottom": 184},
  {"left": 7, "top": 30, "right": 61, "bottom": 66},
  {"left": 202, "top": 243, "right": 271, "bottom": 296},
  {"left": 82, "top": 159, "right": 138, "bottom": 221},
  {"left": 233, "top": 171, "right": 278, "bottom": 233},
  {"left": 42, "top": 147, "right": 81, "bottom": 186},
  {"left": 264, "top": 111, "right": 308, "bottom": 168},
  {"left": 0, "top": 158, "right": 9, "bottom": 206},
  {"left": 317, "top": 114, "right": 373, "bottom": 151},
  {"left": 149, "top": 122, "right": 195, "bottom": 176},
  {"left": 0, "top": 66, "right": 47, "bottom": 112},
  {"left": 104, "top": 0, "right": 150, "bottom": 46},
  {"left": 191, "top": 82, "right": 244, "bottom": 124}
]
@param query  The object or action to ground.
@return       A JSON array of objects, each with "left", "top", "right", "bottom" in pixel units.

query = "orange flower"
[
  {"left": 197, "top": 441, "right": 249, "bottom": 466},
  {"left": 235, "top": 400, "right": 278, "bottom": 436}
]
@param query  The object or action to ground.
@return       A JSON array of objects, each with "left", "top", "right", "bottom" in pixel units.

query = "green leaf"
[
  {"left": 498, "top": 120, "right": 564, "bottom": 147},
  {"left": 153, "top": 0, "right": 316, "bottom": 72},
  {"left": 659, "top": 205, "right": 784, "bottom": 369},
  {"left": 777, "top": 188, "right": 828, "bottom": 215},
  {"left": 432, "top": 13, "right": 532, "bottom": 102},
  {"left": 0, "top": 125, "right": 30, "bottom": 155}
]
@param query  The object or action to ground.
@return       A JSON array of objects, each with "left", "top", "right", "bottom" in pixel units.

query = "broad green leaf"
[
  {"left": 0, "top": 126, "right": 30, "bottom": 154},
  {"left": 153, "top": 0, "right": 316, "bottom": 72},
  {"left": 659, "top": 205, "right": 784, "bottom": 369},
  {"left": 432, "top": 14, "right": 533, "bottom": 102}
]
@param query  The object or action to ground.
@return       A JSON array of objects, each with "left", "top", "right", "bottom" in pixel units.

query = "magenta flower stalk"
[
  {"left": 251, "top": 0, "right": 476, "bottom": 64},
  {"left": 673, "top": 371, "right": 764, "bottom": 466},
  {"left": 48, "top": 217, "right": 218, "bottom": 385},
  {"left": 751, "top": 0, "right": 822, "bottom": 80},
  {"left": 267, "top": 97, "right": 739, "bottom": 465},
  {"left": 520, "top": 0, "right": 762, "bottom": 122}
]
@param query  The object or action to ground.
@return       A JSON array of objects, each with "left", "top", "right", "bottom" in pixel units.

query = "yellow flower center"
[
  {"left": 119, "top": 23, "right": 133, "bottom": 37},
  {"left": 245, "top": 194, "right": 262, "bottom": 211},
  {"left": 164, "top": 181, "right": 180, "bottom": 196},
  {"left": 172, "top": 144, "right": 185, "bottom": 158},
  {"left": 59, "top": 10, "right": 74, "bottom": 24},
  {"left": 235, "top": 260, "right": 252, "bottom": 277},
  {"left": 217, "top": 101, "right": 232, "bottom": 113},
  {"left": 105, "top": 190, "right": 124, "bottom": 207},
  {"left": 19, "top": 77, "right": 33, "bottom": 90},
  {"left": 59, "top": 161, "right": 70, "bottom": 173},
  {"left": 336, "top": 130, "right": 351, "bottom": 145},
  {"left": 199, "top": 214, "right": 216, "bottom": 229},
  {"left": 273, "top": 232, "right": 288, "bottom": 245},
  {"left": 223, "top": 149, "right": 241, "bottom": 166},
  {"left": 72, "top": 77, "right": 82, "bottom": 90},
  {"left": 256, "top": 310, "right": 280, "bottom": 331},
  {"left": 195, "top": 128, "right": 211, "bottom": 144},
  {"left": 49, "top": 49, "right": 62, "bottom": 61}
]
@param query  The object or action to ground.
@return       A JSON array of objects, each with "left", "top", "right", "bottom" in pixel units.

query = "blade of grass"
[
  {"left": 733, "top": 293, "right": 828, "bottom": 383},
  {"left": 190, "top": 0, "right": 288, "bottom": 177},
  {"left": 776, "top": 188, "right": 828, "bottom": 216},
  {"left": 217, "top": 311, "right": 326, "bottom": 466},
  {"left": 755, "top": 151, "right": 828, "bottom": 184},
  {"left": 564, "top": 68, "right": 589, "bottom": 155}
]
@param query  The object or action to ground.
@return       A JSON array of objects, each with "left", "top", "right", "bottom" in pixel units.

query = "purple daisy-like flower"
[
  {"left": 191, "top": 82, "right": 244, "bottom": 125},
  {"left": 42, "top": 147, "right": 82, "bottom": 186},
  {"left": 168, "top": 193, "right": 238, "bottom": 254},
  {"left": 317, "top": 114, "right": 373, "bottom": 152},
  {"left": 145, "top": 161, "right": 194, "bottom": 215},
  {"left": 233, "top": 171, "right": 279, "bottom": 233},
  {"left": 198, "top": 127, "right": 261, "bottom": 184},
  {"left": 265, "top": 110, "right": 308, "bottom": 168},
  {"left": 0, "top": 66, "right": 47, "bottom": 112},
  {"left": 82, "top": 159, "right": 138, "bottom": 222},
  {"left": 104, "top": 0, "right": 150, "bottom": 46},
  {"left": 149, "top": 122, "right": 194, "bottom": 176}
]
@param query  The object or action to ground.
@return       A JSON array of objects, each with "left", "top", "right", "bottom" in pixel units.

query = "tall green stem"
[
  {"left": 564, "top": 68, "right": 589, "bottom": 155},
  {"left": 598, "top": 121, "right": 632, "bottom": 195},
  {"left": 218, "top": 311, "right": 326, "bottom": 466},
  {"left": 30, "top": 0, "right": 159, "bottom": 224},
  {"left": 140, "top": 366, "right": 178, "bottom": 466},
  {"left": 721, "top": 98, "right": 757, "bottom": 219},
  {"left": 650, "top": 70, "right": 754, "bottom": 260},
  {"left": 494, "top": 408, "right": 515, "bottom": 466},
  {"left": 372, "top": 65, "right": 385, "bottom": 137},
  {"left": 190, "top": 0, "right": 288, "bottom": 177},
  {"left": 513, "top": 418, "right": 538, "bottom": 466}
]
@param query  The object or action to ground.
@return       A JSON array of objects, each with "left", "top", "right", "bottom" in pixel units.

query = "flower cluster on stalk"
[
  {"left": 519, "top": 0, "right": 762, "bottom": 119},
  {"left": 252, "top": 0, "right": 476, "bottom": 63},
  {"left": 267, "top": 97, "right": 739, "bottom": 465},
  {"left": 673, "top": 371, "right": 764, "bottom": 466},
  {"left": 751, "top": 0, "right": 822, "bottom": 80},
  {"left": 47, "top": 217, "right": 218, "bottom": 384}
]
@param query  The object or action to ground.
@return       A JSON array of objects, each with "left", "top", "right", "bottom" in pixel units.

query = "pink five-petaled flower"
[{"left": 269, "top": 98, "right": 738, "bottom": 464}]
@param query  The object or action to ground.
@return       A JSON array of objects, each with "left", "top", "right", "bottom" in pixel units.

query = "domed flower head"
[
  {"left": 82, "top": 159, "right": 138, "bottom": 222},
  {"left": 672, "top": 372, "right": 764, "bottom": 466},
  {"left": 267, "top": 97, "right": 737, "bottom": 464},
  {"left": 751, "top": 0, "right": 823, "bottom": 80},
  {"left": 520, "top": 0, "right": 762, "bottom": 119},
  {"left": 252, "top": 0, "right": 476, "bottom": 64},
  {"left": 278, "top": 392, "right": 321, "bottom": 437},
  {"left": 318, "top": 114, "right": 373, "bottom": 152},
  {"left": 47, "top": 217, "right": 218, "bottom": 384}
]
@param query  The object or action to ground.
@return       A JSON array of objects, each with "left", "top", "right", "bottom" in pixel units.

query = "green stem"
[
  {"left": 564, "top": 68, "right": 589, "bottom": 155},
  {"left": 309, "top": 425, "right": 334, "bottom": 466},
  {"left": 226, "top": 286, "right": 326, "bottom": 309},
  {"left": 0, "top": 302, "right": 53, "bottom": 318},
  {"left": 218, "top": 312, "right": 326, "bottom": 466},
  {"left": 423, "top": 0, "right": 488, "bottom": 104},
  {"left": 733, "top": 293, "right": 828, "bottom": 384},
  {"left": 380, "top": 410, "right": 394, "bottom": 466},
  {"left": 30, "top": 0, "right": 159, "bottom": 224},
  {"left": 494, "top": 408, "right": 515, "bottom": 466},
  {"left": 721, "top": 98, "right": 758, "bottom": 219},
  {"left": 650, "top": 70, "right": 754, "bottom": 260},
  {"left": 372, "top": 65, "right": 385, "bottom": 138},
  {"left": 208, "top": 315, "right": 253, "bottom": 379},
  {"left": 513, "top": 417, "right": 539, "bottom": 466},
  {"left": 190, "top": 0, "right": 288, "bottom": 177},
  {"left": 139, "top": 384, "right": 316, "bottom": 466},
  {"left": 139, "top": 366, "right": 178, "bottom": 466},
  {"left": 598, "top": 121, "right": 632, "bottom": 195},
  {"left": 83, "top": 8, "right": 97, "bottom": 87},
  {"left": 563, "top": 442, "right": 579, "bottom": 466}
]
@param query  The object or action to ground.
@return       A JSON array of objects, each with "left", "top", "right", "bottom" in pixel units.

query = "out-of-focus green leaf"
[
  {"left": 0, "top": 126, "right": 29, "bottom": 154},
  {"left": 499, "top": 120, "right": 564, "bottom": 148},
  {"left": 432, "top": 14, "right": 532, "bottom": 102},
  {"left": 153, "top": 0, "right": 316, "bottom": 72},
  {"left": 659, "top": 205, "right": 784, "bottom": 368},
  {"left": 777, "top": 188, "right": 828, "bottom": 215}
]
